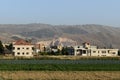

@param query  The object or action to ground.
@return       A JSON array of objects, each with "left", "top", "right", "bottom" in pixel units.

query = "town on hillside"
[{"left": 0, "top": 37, "right": 120, "bottom": 57}]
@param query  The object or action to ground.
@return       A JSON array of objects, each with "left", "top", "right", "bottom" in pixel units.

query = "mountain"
[
  {"left": 50, "top": 37, "right": 77, "bottom": 47},
  {"left": 0, "top": 24, "right": 120, "bottom": 49}
]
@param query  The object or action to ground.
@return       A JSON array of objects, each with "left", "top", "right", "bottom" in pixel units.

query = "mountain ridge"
[{"left": 0, "top": 23, "right": 120, "bottom": 49}]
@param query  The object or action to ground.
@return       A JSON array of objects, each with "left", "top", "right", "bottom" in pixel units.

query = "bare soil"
[{"left": 0, "top": 71, "right": 120, "bottom": 80}]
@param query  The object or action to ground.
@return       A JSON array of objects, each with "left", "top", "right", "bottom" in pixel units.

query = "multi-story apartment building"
[{"left": 13, "top": 40, "right": 34, "bottom": 57}]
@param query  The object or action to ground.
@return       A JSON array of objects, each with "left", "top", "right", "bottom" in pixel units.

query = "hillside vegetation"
[{"left": 0, "top": 24, "right": 120, "bottom": 49}]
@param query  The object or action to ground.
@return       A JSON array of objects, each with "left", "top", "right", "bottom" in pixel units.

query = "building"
[
  {"left": 68, "top": 42, "right": 119, "bottom": 56},
  {"left": 35, "top": 41, "right": 51, "bottom": 53},
  {"left": 13, "top": 40, "right": 34, "bottom": 57}
]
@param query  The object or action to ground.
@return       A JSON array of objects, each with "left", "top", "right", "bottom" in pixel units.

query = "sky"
[{"left": 0, "top": 0, "right": 120, "bottom": 27}]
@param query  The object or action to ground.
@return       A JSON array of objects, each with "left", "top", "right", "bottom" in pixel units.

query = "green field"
[
  {"left": 0, "top": 56, "right": 120, "bottom": 71},
  {"left": 0, "top": 64, "right": 120, "bottom": 71},
  {"left": 0, "top": 59, "right": 120, "bottom": 71}
]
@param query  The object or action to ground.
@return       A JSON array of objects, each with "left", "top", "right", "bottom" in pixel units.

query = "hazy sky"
[{"left": 0, "top": 0, "right": 120, "bottom": 27}]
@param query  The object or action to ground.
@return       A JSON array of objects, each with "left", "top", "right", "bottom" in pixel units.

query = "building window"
[
  {"left": 26, "top": 48, "right": 29, "bottom": 50},
  {"left": 22, "top": 53, "right": 24, "bottom": 55},
  {"left": 112, "top": 52, "right": 116, "bottom": 54},
  {"left": 17, "top": 52, "right": 20, "bottom": 55},
  {"left": 102, "top": 51, "right": 106, "bottom": 53},
  {"left": 83, "top": 50, "right": 86, "bottom": 54},
  {"left": 32, "top": 47, "right": 34, "bottom": 50},
  {"left": 22, "top": 47, "right": 24, "bottom": 49},
  {"left": 77, "top": 50, "right": 80, "bottom": 52},
  {"left": 93, "top": 51, "right": 96, "bottom": 53},
  {"left": 17, "top": 48, "right": 20, "bottom": 50},
  {"left": 26, "top": 52, "right": 29, "bottom": 55}
]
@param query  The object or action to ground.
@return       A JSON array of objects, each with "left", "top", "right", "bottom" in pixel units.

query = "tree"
[
  {"left": 51, "top": 50, "right": 55, "bottom": 55},
  {"left": 0, "top": 41, "right": 4, "bottom": 54},
  {"left": 6, "top": 43, "right": 13, "bottom": 52},
  {"left": 57, "top": 49, "right": 62, "bottom": 55},
  {"left": 61, "top": 47, "right": 69, "bottom": 55}
]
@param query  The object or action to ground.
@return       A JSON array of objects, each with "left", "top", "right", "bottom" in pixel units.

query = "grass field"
[
  {"left": 0, "top": 64, "right": 120, "bottom": 71},
  {"left": 0, "top": 71, "right": 120, "bottom": 80},
  {"left": 0, "top": 59, "right": 120, "bottom": 71}
]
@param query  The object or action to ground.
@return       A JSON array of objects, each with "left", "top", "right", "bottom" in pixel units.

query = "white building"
[
  {"left": 13, "top": 40, "right": 34, "bottom": 57},
  {"left": 68, "top": 42, "right": 119, "bottom": 56}
]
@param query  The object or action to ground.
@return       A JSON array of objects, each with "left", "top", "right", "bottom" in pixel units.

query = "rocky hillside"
[
  {"left": 0, "top": 24, "right": 120, "bottom": 49},
  {"left": 50, "top": 37, "right": 77, "bottom": 47}
]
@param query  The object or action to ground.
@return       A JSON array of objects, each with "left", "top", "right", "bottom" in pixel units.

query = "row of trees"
[{"left": 39, "top": 47, "right": 69, "bottom": 55}]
